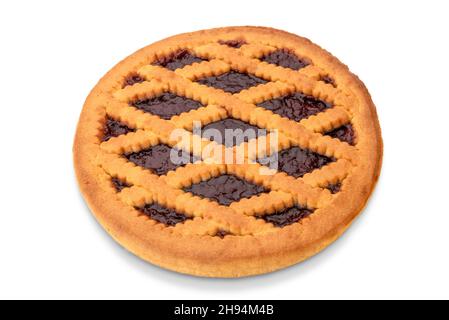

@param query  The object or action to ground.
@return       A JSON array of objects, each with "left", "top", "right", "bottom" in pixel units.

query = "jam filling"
[
  {"left": 200, "top": 118, "right": 266, "bottom": 147},
  {"left": 103, "top": 118, "right": 134, "bottom": 142},
  {"left": 262, "top": 206, "right": 314, "bottom": 228},
  {"left": 218, "top": 39, "right": 247, "bottom": 48},
  {"left": 111, "top": 177, "right": 131, "bottom": 192},
  {"left": 215, "top": 230, "right": 231, "bottom": 238},
  {"left": 259, "top": 147, "right": 333, "bottom": 178},
  {"left": 326, "top": 124, "right": 355, "bottom": 145},
  {"left": 123, "top": 74, "right": 144, "bottom": 88},
  {"left": 125, "top": 144, "right": 198, "bottom": 176},
  {"left": 261, "top": 49, "right": 309, "bottom": 70},
  {"left": 327, "top": 183, "right": 341, "bottom": 194},
  {"left": 140, "top": 203, "right": 190, "bottom": 226},
  {"left": 184, "top": 174, "right": 267, "bottom": 206},
  {"left": 258, "top": 93, "right": 332, "bottom": 122},
  {"left": 132, "top": 93, "right": 203, "bottom": 120},
  {"left": 320, "top": 75, "right": 336, "bottom": 87},
  {"left": 196, "top": 71, "right": 267, "bottom": 94},
  {"left": 152, "top": 49, "right": 205, "bottom": 71}
]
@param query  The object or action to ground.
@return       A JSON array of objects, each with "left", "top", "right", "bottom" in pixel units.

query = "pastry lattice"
[{"left": 96, "top": 39, "right": 358, "bottom": 237}]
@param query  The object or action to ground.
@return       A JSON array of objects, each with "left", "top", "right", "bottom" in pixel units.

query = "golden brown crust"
[{"left": 74, "top": 26, "right": 383, "bottom": 278}]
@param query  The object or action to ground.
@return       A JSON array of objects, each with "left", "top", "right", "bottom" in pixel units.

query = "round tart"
[{"left": 74, "top": 26, "right": 382, "bottom": 277}]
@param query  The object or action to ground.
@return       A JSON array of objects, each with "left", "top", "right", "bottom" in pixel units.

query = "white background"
[{"left": 1, "top": 0, "right": 448, "bottom": 300}]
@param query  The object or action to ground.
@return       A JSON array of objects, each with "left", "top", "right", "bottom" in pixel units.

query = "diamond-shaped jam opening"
[
  {"left": 320, "top": 75, "right": 336, "bottom": 87},
  {"left": 218, "top": 39, "right": 247, "bottom": 48},
  {"left": 125, "top": 144, "right": 198, "bottom": 176},
  {"left": 326, "top": 182, "right": 341, "bottom": 194},
  {"left": 258, "top": 146, "right": 333, "bottom": 178},
  {"left": 140, "top": 203, "right": 191, "bottom": 226},
  {"left": 262, "top": 206, "right": 314, "bottom": 228},
  {"left": 261, "top": 49, "right": 309, "bottom": 70},
  {"left": 258, "top": 92, "right": 332, "bottom": 122},
  {"left": 184, "top": 174, "right": 268, "bottom": 206},
  {"left": 325, "top": 124, "right": 355, "bottom": 145},
  {"left": 152, "top": 49, "right": 206, "bottom": 71},
  {"left": 111, "top": 177, "right": 132, "bottom": 192},
  {"left": 123, "top": 74, "right": 144, "bottom": 88},
  {"left": 196, "top": 71, "right": 267, "bottom": 94},
  {"left": 215, "top": 230, "right": 232, "bottom": 238},
  {"left": 103, "top": 118, "right": 134, "bottom": 142},
  {"left": 131, "top": 93, "right": 204, "bottom": 120},
  {"left": 199, "top": 118, "right": 266, "bottom": 147}
]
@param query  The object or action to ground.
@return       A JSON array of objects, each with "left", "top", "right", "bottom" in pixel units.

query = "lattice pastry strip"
[
  {"left": 171, "top": 218, "right": 223, "bottom": 237},
  {"left": 299, "top": 106, "right": 351, "bottom": 134},
  {"left": 113, "top": 79, "right": 168, "bottom": 103},
  {"left": 237, "top": 43, "right": 277, "bottom": 59},
  {"left": 118, "top": 185, "right": 154, "bottom": 208},
  {"left": 175, "top": 59, "right": 231, "bottom": 81},
  {"left": 163, "top": 162, "right": 227, "bottom": 189},
  {"left": 226, "top": 132, "right": 291, "bottom": 164},
  {"left": 100, "top": 130, "right": 161, "bottom": 154},
  {"left": 301, "top": 159, "right": 352, "bottom": 188},
  {"left": 169, "top": 104, "right": 228, "bottom": 130},
  {"left": 229, "top": 190, "right": 295, "bottom": 216},
  {"left": 106, "top": 100, "right": 177, "bottom": 137},
  {"left": 235, "top": 81, "right": 296, "bottom": 104}
]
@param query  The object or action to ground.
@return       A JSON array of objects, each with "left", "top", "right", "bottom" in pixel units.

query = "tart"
[{"left": 74, "top": 26, "right": 383, "bottom": 277}]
